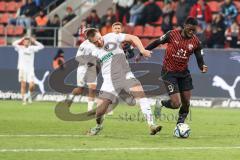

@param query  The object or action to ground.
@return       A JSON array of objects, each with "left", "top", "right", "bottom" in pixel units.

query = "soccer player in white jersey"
[
  {"left": 86, "top": 28, "right": 162, "bottom": 135},
  {"left": 72, "top": 39, "right": 97, "bottom": 111},
  {"left": 12, "top": 37, "right": 44, "bottom": 105}
]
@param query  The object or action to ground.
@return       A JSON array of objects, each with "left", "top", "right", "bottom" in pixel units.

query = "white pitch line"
[{"left": 0, "top": 147, "right": 240, "bottom": 152}]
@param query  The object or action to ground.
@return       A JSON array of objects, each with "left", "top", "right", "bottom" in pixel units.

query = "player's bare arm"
[
  {"left": 194, "top": 46, "right": 208, "bottom": 73},
  {"left": 124, "top": 34, "right": 151, "bottom": 57}
]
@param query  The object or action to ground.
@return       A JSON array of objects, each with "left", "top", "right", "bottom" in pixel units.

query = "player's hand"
[
  {"left": 140, "top": 49, "right": 152, "bottom": 58},
  {"left": 135, "top": 54, "right": 142, "bottom": 63},
  {"left": 201, "top": 65, "right": 208, "bottom": 73}
]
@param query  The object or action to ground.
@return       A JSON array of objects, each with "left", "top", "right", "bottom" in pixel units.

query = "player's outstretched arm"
[
  {"left": 194, "top": 48, "right": 208, "bottom": 73},
  {"left": 12, "top": 37, "right": 24, "bottom": 49},
  {"left": 31, "top": 37, "right": 44, "bottom": 51},
  {"left": 124, "top": 34, "right": 151, "bottom": 57},
  {"left": 145, "top": 31, "right": 170, "bottom": 50}
]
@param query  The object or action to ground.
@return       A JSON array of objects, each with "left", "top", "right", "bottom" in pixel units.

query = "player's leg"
[
  {"left": 19, "top": 70, "right": 27, "bottom": 104},
  {"left": 161, "top": 93, "right": 182, "bottom": 109},
  {"left": 177, "top": 71, "right": 193, "bottom": 124},
  {"left": 87, "top": 83, "right": 96, "bottom": 111},
  {"left": 28, "top": 81, "right": 35, "bottom": 103},
  {"left": 178, "top": 90, "right": 191, "bottom": 124},
  {"left": 20, "top": 81, "right": 27, "bottom": 104},
  {"left": 88, "top": 98, "right": 112, "bottom": 136},
  {"left": 27, "top": 71, "right": 35, "bottom": 103},
  {"left": 129, "top": 84, "right": 162, "bottom": 135}
]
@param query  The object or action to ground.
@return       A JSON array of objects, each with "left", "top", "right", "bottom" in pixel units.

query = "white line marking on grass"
[{"left": 0, "top": 147, "right": 240, "bottom": 152}]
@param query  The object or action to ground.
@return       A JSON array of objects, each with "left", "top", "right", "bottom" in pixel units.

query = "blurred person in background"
[
  {"left": 74, "top": 20, "right": 87, "bottom": 46},
  {"left": 139, "top": 0, "right": 162, "bottom": 26},
  {"left": 189, "top": 0, "right": 212, "bottom": 30},
  {"left": 101, "top": 8, "right": 116, "bottom": 27},
  {"left": 211, "top": 13, "right": 226, "bottom": 48},
  {"left": 86, "top": 9, "right": 101, "bottom": 28},
  {"left": 128, "top": 0, "right": 145, "bottom": 26},
  {"left": 52, "top": 49, "right": 65, "bottom": 70},
  {"left": 113, "top": 0, "right": 134, "bottom": 24},
  {"left": 225, "top": 20, "right": 239, "bottom": 48},
  {"left": 176, "top": 0, "right": 191, "bottom": 27},
  {"left": 62, "top": 6, "right": 76, "bottom": 26},
  {"left": 221, "top": 0, "right": 238, "bottom": 27},
  {"left": 161, "top": 0, "right": 174, "bottom": 33},
  {"left": 12, "top": 37, "right": 44, "bottom": 105}
]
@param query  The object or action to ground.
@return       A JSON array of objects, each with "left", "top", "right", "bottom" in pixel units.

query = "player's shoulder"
[{"left": 192, "top": 34, "right": 201, "bottom": 44}]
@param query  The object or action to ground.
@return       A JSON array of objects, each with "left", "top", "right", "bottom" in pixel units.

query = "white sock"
[
  {"left": 139, "top": 98, "right": 155, "bottom": 126},
  {"left": 88, "top": 100, "right": 95, "bottom": 111}
]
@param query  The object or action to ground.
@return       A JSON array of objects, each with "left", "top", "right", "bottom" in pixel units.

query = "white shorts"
[
  {"left": 77, "top": 65, "right": 97, "bottom": 87},
  {"left": 18, "top": 69, "right": 35, "bottom": 83},
  {"left": 99, "top": 72, "right": 141, "bottom": 103}
]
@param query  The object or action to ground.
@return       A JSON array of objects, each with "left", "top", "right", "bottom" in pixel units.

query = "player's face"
[
  {"left": 112, "top": 25, "right": 122, "bottom": 34},
  {"left": 183, "top": 24, "right": 197, "bottom": 38},
  {"left": 90, "top": 32, "right": 104, "bottom": 48},
  {"left": 23, "top": 39, "right": 30, "bottom": 47}
]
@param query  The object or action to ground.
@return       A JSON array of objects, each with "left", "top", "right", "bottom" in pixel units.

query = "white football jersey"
[
  {"left": 12, "top": 39, "right": 44, "bottom": 72},
  {"left": 91, "top": 33, "right": 131, "bottom": 79}
]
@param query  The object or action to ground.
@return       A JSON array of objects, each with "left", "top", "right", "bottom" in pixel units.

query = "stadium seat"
[
  {"left": 15, "top": 25, "right": 24, "bottom": 36},
  {"left": 0, "top": 25, "right": 5, "bottom": 36},
  {"left": 143, "top": 26, "right": 155, "bottom": 37},
  {"left": 6, "top": 25, "right": 15, "bottom": 36},
  {"left": 124, "top": 25, "right": 133, "bottom": 34},
  {"left": 6, "top": 1, "right": 17, "bottom": 12},
  {"left": 133, "top": 25, "right": 144, "bottom": 37},
  {"left": 0, "top": 2, "right": 6, "bottom": 12},
  {"left": 153, "top": 26, "right": 164, "bottom": 37},
  {"left": 140, "top": 38, "right": 150, "bottom": 47},
  {"left": 0, "top": 13, "right": 10, "bottom": 24},
  {"left": 0, "top": 37, "right": 6, "bottom": 46},
  {"left": 207, "top": 1, "right": 220, "bottom": 13}
]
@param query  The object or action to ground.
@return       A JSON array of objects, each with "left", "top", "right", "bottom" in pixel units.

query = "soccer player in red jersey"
[{"left": 137, "top": 17, "right": 208, "bottom": 124}]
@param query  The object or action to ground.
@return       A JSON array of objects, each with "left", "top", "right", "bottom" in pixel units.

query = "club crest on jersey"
[{"left": 188, "top": 44, "right": 194, "bottom": 50}]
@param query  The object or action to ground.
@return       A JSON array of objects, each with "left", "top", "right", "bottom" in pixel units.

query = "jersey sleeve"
[
  {"left": 12, "top": 39, "right": 23, "bottom": 52},
  {"left": 32, "top": 41, "right": 44, "bottom": 52},
  {"left": 116, "top": 33, "right": 126, "bottom": 43}
]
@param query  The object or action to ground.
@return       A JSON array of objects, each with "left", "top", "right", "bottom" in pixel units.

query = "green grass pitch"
[{"left": 0, "top": 100, "right": 240, "bottom": 160}]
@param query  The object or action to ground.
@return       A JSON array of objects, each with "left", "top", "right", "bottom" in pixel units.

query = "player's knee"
[{"left": 172, "top": 101, "right": 182, "bottom": 109}]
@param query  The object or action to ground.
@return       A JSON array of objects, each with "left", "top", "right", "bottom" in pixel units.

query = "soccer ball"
[{"left": 173, "top": 123, "right": 191, "bottom": 138}]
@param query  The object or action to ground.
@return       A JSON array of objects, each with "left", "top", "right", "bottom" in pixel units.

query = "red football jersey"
[{"left": 163, "top": 29, "right": 200, "bottom": 72}]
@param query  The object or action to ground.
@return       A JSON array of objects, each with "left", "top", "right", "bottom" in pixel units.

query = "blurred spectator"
[
  {"left": 221, "top": 0, "right": 238, "bottom": 27},
  {"left": 62, "top": 6, "right": 76, "bottom": 26},
  {"left": 52, "top": 49, "right": 65, "bottom": 70},
  {"left": 101, "top": 8, "right": 116, "bottom": 27},
  {"left": 34, "top": 10, "right": 48, "bottom": 44},
  {"left": 74, "top": 20, "right": 87, "bottom": 46},
  {"left": 113, "top": 0, "right": 134, "bottom": 23},
  {"left": 225, "top": 20, "right": 239, "bottom": 48},
  {"left": 205, "top": 24, "right": 213, "bottom": 48},
  {"left": 196, "top": 25, "right": 207, "bottom": 47},
  {"left": 47, "top": 14, "right": 61, "bottom": 46},
  {"left": 86, "top": 9, "right": 101, "bottom": 28},
  {"left": 128, "top": 0, "right": 145, "bottom": 26},
  {"left": 139, "top": 0, "right": 162, "bottom": 25},
  {"left": 48, "top": 14, "right": 61, "bottom": 28},
  {"left": 161, "top": 0, "right": 174, "bottom": 33},
  {"left": 176, "top": 0, "right": 191, "bottom": 27},
  {"left": 9, "top": 0, "right": 38, "bottom": 27},
  {"left": 189, "top": 0, "right": 212, "bottom": 30},
  {"left": 211, "top": 14, "right": 226, "bottom": 48},
  {"left": 101, "top": 20, "right": 112, "bottom": 35}
]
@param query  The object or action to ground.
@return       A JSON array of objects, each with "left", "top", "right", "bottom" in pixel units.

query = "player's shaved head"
[
  {"left": 86, "top": 28, "right": 99, "bottom": 39},
  {"left": 184, "top": 17, "right": 198, "bottom": 26},
  {"left": 86, "top": 28, "right": 104, "bottom": 47}
]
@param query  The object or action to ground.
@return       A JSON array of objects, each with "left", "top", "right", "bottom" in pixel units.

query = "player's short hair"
[
  {"left": 24, "top": 37, "right": 31, "bottom": 41},
  {"left": 86, "top": 28, "right": 99, "bottom": 39},
  {"left": 184, "top": 17, "right": 198, "bottom": 26},
  {"left": 112, "top": 22, "right": 123, "bottom": 27}
]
